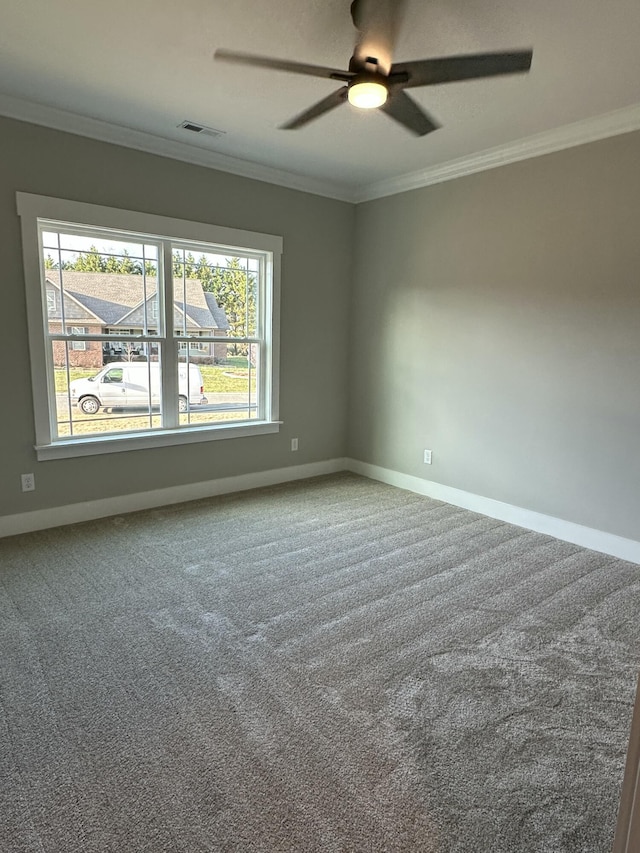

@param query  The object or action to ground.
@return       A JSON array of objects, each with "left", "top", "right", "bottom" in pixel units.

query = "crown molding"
[
  {"left": 354, "top": 102, "right": 640, "bottom": 203},
  {"left": 0, "top": 92, "right": 354, "bottom": 203},
  {"left": 2, "top": 92, "right": 640, "bottom": 206}
]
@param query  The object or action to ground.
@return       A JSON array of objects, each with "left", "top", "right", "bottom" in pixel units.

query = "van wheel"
[
  {"left": 80, "top": 396, "right": 100, "bottom": 415},
  {"left": 178, "top": 395, "right": 188, "bottom": 413}
]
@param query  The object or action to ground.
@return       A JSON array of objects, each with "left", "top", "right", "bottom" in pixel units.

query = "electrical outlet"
[
  {"left": 291, "top": 438, "right": 299, "bottom": 451},
  {"left": 21, "top": 473, "right": 35, "bottom": 492},
  {"left": 423, "top": 449, "right": 432, "bottom": 465}
]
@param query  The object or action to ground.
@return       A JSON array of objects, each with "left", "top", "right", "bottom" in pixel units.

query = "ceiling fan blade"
[
  {"left": 215, "top": 49, "right": 352, "bottom": 82},
  {"left": 380, "top": 90, "right": 440, "bottom": 136},
  {"left": 391, "top": 49, "right": 533, "bottom": 88},
  {"left": 280, "top": 87, "right": 349, "bottom": 130},
  {"left": 350, "top": 0, "right": 408, "bottom": 74}
]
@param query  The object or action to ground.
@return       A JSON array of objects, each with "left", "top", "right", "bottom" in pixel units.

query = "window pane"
[
  {"left": 171, "top": 246, "right": 252, "bottom": 342},
  {"left": 41, "top": 230, "right": 161, "bottom": 336},
  {"left": 53, "top": 343, "right": 163, "bottom": 438},
  {"left": 42, "top": 230, "right": 60, "bottom": 250},
  {"left": 178, "top": 345, "right": 259, "bottom": 427}
]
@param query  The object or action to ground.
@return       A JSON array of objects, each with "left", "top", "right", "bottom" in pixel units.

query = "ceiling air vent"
[{"left": 178, "top": 121, "right": 226, "bottom": 139}]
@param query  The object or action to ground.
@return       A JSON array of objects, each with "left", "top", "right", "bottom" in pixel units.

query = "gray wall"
[
  {"left": 349, "top": 131, "right": 640, "bottom": 541},
  {"left": 0, "top": 116, "right": 354, "bottom": 517},
  {"left": 3, "top": 113, "right": 639, "bottom": 544}
]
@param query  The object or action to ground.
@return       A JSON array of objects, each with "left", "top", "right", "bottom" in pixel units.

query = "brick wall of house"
[{"left": 49, "top": 323, "right": 104, "bottom": 368}]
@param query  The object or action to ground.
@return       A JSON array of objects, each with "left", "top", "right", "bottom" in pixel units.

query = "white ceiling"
[{"left": 1, "top": 0, "right": 639, "bottom": 201}]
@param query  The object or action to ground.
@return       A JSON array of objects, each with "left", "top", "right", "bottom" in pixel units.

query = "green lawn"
[
  {"left": 201, "top": 365, "right": 256, "bottom": 394},
  {"left": 54, "top": 367, "right": 95, "bottom": 392}
]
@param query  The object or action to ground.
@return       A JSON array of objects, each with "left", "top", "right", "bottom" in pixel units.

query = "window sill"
[{"left": 35, "top": 420, "right": 282, "bottom": 460}]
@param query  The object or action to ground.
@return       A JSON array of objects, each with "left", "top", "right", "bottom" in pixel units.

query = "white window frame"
[{"left": 17, "top": 193, "right": 282, "bottom": 461}]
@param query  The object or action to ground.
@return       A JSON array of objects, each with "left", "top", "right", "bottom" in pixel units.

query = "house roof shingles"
[
  {"left": 44, "top": 271, "right": 229, "bottom": 331},
  {"left": 204, "top": 292, "right": 231, "bottom": 330}
]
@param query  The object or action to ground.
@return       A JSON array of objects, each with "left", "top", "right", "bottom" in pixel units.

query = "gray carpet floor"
[{"left": 1, "top": 472, "right": 638, "bottom": 852}]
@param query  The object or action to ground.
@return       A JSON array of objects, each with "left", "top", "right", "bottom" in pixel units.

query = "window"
[
  {"left": 68, "top": 326, "right": 87, "bottom": 350},
  {"left": 18, "top": 193, "right": 282, "bottom": 460},
  {"left": 103, "top": 368, "right": 124, "bottom": 383}
]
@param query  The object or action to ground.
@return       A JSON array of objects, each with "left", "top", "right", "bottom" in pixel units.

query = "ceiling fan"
[{"left": 214, "top": 0, "right": 533, "bottom": 137}]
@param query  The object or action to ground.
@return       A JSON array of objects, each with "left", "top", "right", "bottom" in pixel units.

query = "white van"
[{"left": 69, "top": 362, "right": 208, "bottom": 415}]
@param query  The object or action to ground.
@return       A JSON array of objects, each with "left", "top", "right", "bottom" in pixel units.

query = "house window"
[
  {"left": 68, "top": 326, "right": 87, "bottom": 350},
  {"left": 17, "top": 193, "right": 282, "bottom": 460},
  {"left": 47, "top": 290, "right": 56, "bottom": 314}
]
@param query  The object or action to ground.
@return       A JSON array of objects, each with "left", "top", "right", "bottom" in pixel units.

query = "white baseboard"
[
  {"left": 345, "top": 458, "right": 640, "bottom": 565},
  {"left": 4, "top": 456, "right": 639, "bottom": 565},
  {"left": 0, "top": 458, "right": 348, "bottom": 538}
]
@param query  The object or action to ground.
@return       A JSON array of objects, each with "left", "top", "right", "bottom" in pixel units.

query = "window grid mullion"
[
  {"left": 258, "top": 254, "right": 267, "bottom": 420},
  {"left": 48, "top": 334, "right": 162, "bottom": 342},
  {"left": 160, "top": 241, "right": 179, "bottom": 430}
]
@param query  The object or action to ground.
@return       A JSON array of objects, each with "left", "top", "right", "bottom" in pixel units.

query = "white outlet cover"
[
  {"left": 21, "top": 473, "right": 35, "bottom": 491},
  {"left": 423, "top": 449, "right": 432, "bottom": 464}
]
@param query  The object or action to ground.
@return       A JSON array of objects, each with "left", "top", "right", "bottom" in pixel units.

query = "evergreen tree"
[
  {"left": 184, "top": 253, "right": 196, "bottom": 278},
  {"left": 117, "top": 250, "right": 142, "bottom": 275},
  {"left": 199, "top": 257, "right": 256, "bottom": 353},
  {"left": 172, "top": 251, "right": 196, "bottom": 279},
  {"left": 173, "top": 250, "right": 185, "bottom": 278},
  {"left": 73, "top": 246, "right": 106, "bottom": 272},
  {"left": 104, "top": 254, "right": 122, "bottom": 273},
  {"left": 195, "top": 255, "right": 212, "bottom": 286}
]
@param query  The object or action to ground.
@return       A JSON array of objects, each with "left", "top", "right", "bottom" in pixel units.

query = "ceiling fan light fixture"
[{"left": 348, "top": 79, "right": 388, "bottom": 109}]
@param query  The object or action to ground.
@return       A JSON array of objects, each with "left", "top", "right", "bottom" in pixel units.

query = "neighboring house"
[{"left": 44, "top": 271, "right": 229, "bottom": 367}]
